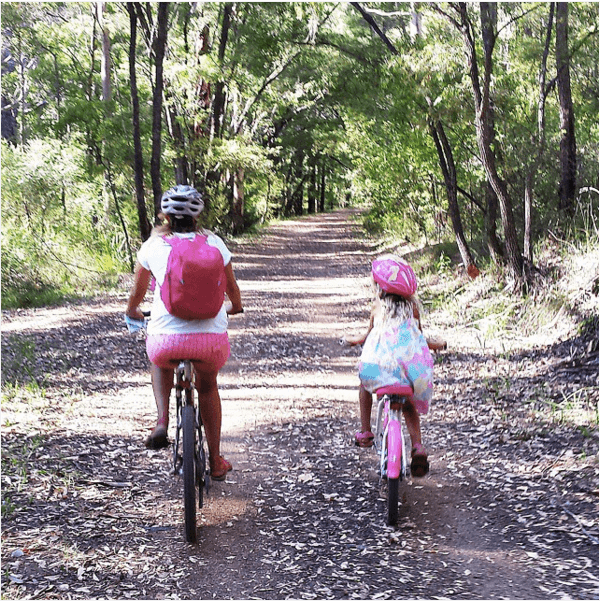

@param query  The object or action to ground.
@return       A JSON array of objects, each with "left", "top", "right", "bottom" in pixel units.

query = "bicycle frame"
[
  {"left": 173, "top": 360, "right": 195, "bottom": 475},
  {"left": 374, "top": 386, "right": 412, "bottom": 525},
  {"left": 375, "top": 394, "right": 410, "bottom": 481}
]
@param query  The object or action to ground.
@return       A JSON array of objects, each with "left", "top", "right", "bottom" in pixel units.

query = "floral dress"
[{"left": 358, "top": 314, "right": 433, "bottom": 415}]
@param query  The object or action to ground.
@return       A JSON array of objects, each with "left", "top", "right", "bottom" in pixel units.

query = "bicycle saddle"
[{"left": 375, "top": 384, "right": 413, "bottom": 397}]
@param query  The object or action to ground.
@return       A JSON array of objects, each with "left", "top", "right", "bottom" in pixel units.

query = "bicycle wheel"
[
  {"left": 182, "top": 404, "right": 197, "bottom": 543},
  {"left": 386, "top": 417, "right": 402, "bottom": 525},
  {"left": 197, "top": 419, "right": 207, "bottom": 509},
  {"left": 387, "top": 477, "right": 399, "bottom": 525}
]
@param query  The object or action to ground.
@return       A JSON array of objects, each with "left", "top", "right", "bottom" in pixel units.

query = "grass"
[{"left": 1, "top": 433, "right": 44, "bottom": 519}]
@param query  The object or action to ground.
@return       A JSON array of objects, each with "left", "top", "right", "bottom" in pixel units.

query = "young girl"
[
  {"left": 126, "top": 185, "right": 243, "bottom": 481},
  {"left": 346, "top": 255, "right": 434, "bottom": 477}
]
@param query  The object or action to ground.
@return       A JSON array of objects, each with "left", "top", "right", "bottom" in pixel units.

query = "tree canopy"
[{"left": 1, "top": 2, "right": 598, "bottom": 306}]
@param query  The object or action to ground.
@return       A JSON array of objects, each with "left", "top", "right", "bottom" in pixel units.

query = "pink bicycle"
[{"left": 373, "top": 383, "right": 413, "bottom": 525}]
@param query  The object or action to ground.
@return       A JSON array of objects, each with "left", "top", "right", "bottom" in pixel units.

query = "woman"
[{"left": 126, "top": 185, "right": 243, "bottom": 481}]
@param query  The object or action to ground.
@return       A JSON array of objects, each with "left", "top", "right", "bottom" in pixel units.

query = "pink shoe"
[{"left": 354, "top": 431, "right": 374, "bottom": 448}]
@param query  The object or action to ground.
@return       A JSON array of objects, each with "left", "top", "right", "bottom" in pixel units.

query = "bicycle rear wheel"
[
  {"left": 387, "top": 477, "right": 399, "bottom": 525},
  {"left": 197, "top": 421, "right": 208, "bottom": 509},
  {"left": 182, "top": 404, "right": 197, "bottom": 543}
]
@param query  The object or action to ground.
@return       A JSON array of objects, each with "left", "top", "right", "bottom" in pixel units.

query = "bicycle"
[
  {"left": 373, "top": 383, "right": 413, "bottom": 525},
  {"left": 125, "top": 312, "right": 209, "bottom": 543},
  {"left": 172, "top": 359, "right": 210, "bottom": 543}
]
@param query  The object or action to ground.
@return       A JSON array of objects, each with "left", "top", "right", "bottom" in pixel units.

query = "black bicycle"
[
  {"left": 172, "top": 359, "right": 210, "bottom": 543},
  {"left": 125, "top": 313, "right": 210, "bottom": 543}
]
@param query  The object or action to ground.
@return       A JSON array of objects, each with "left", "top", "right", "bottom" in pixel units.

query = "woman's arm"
[
  {"left": 224, "top": 263, "right": 243, "bottom": 315},
  {"left": 126, "top": 262, "right": 152, "bottom": 320}
]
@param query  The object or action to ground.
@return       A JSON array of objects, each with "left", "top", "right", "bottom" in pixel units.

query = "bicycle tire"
[
  {"left": 182, "top": 404, "right": 197, "bottom": 543},
  {"left": 197, "top": 421, "right": 207, "bottom": 509},
  {"left": 387, "top": 477, "right": 399, "bottom": 525}
]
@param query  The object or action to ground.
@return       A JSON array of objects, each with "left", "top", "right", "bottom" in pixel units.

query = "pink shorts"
[{"left": 146, "top": 333, "right": 230, "bottom": 372}]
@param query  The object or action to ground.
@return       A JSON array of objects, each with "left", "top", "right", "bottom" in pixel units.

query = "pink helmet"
[{"left": 372, "top": 255, "right": 417, "bottom": 298}]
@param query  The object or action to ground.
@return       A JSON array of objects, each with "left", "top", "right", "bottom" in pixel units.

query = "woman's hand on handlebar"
[
  {"left": 126, "top": 306, "right": 146, "bottom": 321},
  {"left": 224, "top": 301, "right": 244, "bottom": 316}
]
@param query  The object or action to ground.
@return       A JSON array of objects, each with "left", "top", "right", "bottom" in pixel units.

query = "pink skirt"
[{"left": 146, "top": 333, "right": 230, "bottom": 372}]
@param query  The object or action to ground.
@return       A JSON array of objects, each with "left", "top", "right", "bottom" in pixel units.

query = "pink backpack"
[{"left": 160, "top": 234, "right": 226, "bottom": 320}]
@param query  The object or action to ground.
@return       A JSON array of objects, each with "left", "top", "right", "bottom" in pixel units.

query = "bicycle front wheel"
[{"left": 182, "top": 404, "right": 197, "bottom": 543}]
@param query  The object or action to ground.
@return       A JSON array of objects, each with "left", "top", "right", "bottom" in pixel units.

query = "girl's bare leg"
[
  {"left": 146, "top": 364, "right": 173, "bottom": 447},
  {"left": 402, "top": 399, "right": 429, "bottom": 476},
  {"left": 401, "top": 399, "right": 422, "bottom": 448},
  {"left": 359, "top": 385, "right": 373, "bottom": 432}
]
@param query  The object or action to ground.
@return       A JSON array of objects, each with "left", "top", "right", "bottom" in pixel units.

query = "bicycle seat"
[{"left": 375, "top": 384, "right": 413, "bottom": 398}]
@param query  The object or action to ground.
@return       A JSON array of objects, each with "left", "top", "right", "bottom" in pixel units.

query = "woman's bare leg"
[
  {"left": 146, "top": 364, "right": 173, "bottom": 448},
  {"left": 194, "top": 369, "right": 222, "bottom": 460}
]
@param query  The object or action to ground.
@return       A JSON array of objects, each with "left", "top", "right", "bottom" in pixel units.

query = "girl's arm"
[
  {"left": 414, "top": 302, "right": 448, "bottom": 351},
  {"left": 346, "top": 305, "right": 376, "bottom": 346},
  {"left": 126, "top": 262, "right": 152, "bottom": 320}
]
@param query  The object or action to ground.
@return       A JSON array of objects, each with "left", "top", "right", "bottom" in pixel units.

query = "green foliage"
[
  {"left": 1, "top": 140, "right": 130, "bottom": 308},
  {"left": 1, "top": 2, "right": 598, "bottom": 308}
]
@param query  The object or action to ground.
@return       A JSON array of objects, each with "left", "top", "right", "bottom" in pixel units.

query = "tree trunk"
[
  {"left": 429, "top": 119, "right": 479, "bottom": 278},
  {"left": 98, "top": 2, "right": 112, "bottom": 224},
  {"left": 524, "top": 3, "right": 555, "bottom": 263},
  {"left": 458, "top": 3, "right": 524, "bottom": 288},
  {"left": 210, "top": 3, "right": 233, "bottom": 142},
  {"left": 308, "top": 157, "right": 317, "bottom": 214},
  {"left": 292, "top": 151, "right": 305, "bottom": 216},
  {"left": 556, "top": 2, "right": 577, "bottom": 217},
  {"left": 485, "top": 183, "right": 504, "bottom": 262},
  {"left": 127, "top": 4, "right": 151, "bottom": 242},
  {"left": 164, "top": 90, "right": 189, "bottom": 185},
  {"left": 99, "top": 2, "right": 112, "bottom": 103},
  {"left": 319, "top": 158, "right": 326, "bottom": 212},
  {"left": 150, "top": 2, "right": 169, "bottom": 221},
  {"left": 204, "top": 3, "right": 234, "bottom": 216},
  {"left": 230, "top": 168, "right": 245, "bottom": 234}
]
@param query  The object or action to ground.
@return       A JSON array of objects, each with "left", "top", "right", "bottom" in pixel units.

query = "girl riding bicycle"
[
  {"left": 346, "top": 255, "right": 433, "bottom": 477},
  {"left": 125, "top": 185, "right": 243, "bottom": 481}
]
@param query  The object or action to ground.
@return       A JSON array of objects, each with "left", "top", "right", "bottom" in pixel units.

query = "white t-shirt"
[{"left": 137, "top": 231, "right": 232, "bottom": 336}]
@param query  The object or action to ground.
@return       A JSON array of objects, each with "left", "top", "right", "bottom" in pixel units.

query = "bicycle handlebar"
[{"left": 124, "top": 305, "right": 243, "bottom": 334}]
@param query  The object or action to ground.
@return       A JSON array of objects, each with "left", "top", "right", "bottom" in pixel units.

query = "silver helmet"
[{"left": 160, "top": 185, "right": 204, "bottom": 218}]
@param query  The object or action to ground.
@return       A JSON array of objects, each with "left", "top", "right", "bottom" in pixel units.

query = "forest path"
[{"left": 2, "top": 208, "right": 598, "bottom": 600}]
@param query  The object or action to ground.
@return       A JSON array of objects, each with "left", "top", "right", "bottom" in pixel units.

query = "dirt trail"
[{"left": 2, "top": 208, "right": 598, "bottom": 600}]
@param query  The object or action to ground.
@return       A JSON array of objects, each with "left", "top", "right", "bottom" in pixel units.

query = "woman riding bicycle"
[
  {"left": 346, "top": 255, "right": 433, "bottom": 477},
  {"left": 125, "top": 185, "right": 243, "bottom": 481}
]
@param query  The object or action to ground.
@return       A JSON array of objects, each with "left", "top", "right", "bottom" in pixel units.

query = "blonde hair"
[{"left": 374, "top": 283, "right": 421, "bottom": 326}]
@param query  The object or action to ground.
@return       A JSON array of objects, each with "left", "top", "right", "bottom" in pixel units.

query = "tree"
[
  {"left": 429, "top": 118, "right": 479, "bottom": 277},
  {"left": 436, "top": 3, "right": 525, "bottom": 287},
  {"left": 127, "top": 2, "right": 151, "bottom": 241},
  {"left": 523, "top": 3, "right": 555, "bottom": 262},
  {"left": 351, "top": 1, "right": 480, "bottom": 274},
  {"left": 556, "top": 2, "right": 577, "bottom": 218},
  {"left": 150, "top": 3, "right": 169, "bottom": 220}
]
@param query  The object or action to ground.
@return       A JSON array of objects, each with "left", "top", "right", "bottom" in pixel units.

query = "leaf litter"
[{"left": 2, "top": 209, "right": 598, "bottom": 600}]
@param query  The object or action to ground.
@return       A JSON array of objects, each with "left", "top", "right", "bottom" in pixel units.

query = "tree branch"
[{"left": 350, "top": 2, "right": 398, "bottom": 55}]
